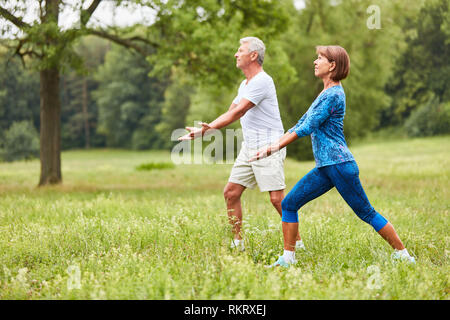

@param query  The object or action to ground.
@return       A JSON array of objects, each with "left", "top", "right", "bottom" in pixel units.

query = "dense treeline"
[{"left": 0, "top": 0, "right": 448, "bottom": 163}]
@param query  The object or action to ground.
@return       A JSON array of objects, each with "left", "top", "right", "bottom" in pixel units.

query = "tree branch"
[
  {"left": 80, "top": 0, "right": 102, "bottom": 26},
  {"left": 86, "top": 28, "right": 159, "bottom": 56},
  {"left": 1, "top": 38, "right": 41, "bottom": 68},
  {"left": 0, "top": 6, "right": 32, "bottom": 30}
]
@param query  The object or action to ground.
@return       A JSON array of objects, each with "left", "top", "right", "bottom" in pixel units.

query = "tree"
[
  {"left": 0, "top": 0, "right": 290, "bottom": 185},
  {"left": 145, "top": 0, "right": 291, "bottom": 88},
  {"left": 94, "top": 44, "right": 167, "bottom": 149},
  {"left": 156, "top": 70, "right": 194, "bottom": 149},
  {"left": 61, "top": 36, "right": 110, "bottom": 150},
  {"left": 275, "top": 0, "right": 419, "bottom": 160},
  {"left": 383, "top": 0, "right": 449, "bottom": 126},
  {"left": 0, "top": 0, "right": 158, "bottom": 185},
  {"left": 0, "top": 53, "right": 40, "bottom": 140}
]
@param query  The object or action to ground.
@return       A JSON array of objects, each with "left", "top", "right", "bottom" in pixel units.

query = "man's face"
[{"left": 234, "top": 42, "right": 255, "bottom": 69}]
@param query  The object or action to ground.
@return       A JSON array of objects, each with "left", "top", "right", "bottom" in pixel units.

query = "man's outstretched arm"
[
  {"left": 208, "top": 98, "right": 254, "bottom": 129},
  {"left": 179, "top": 99, "right": 255, "bottom": 140}
]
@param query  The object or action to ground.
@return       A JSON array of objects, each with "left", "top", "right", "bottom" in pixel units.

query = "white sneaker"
[
  {"left": 230, "top": 239, "right": 245, "bottom": 251},
  {"left": 391, "top": 250, "right": 416, "bottom": 264},
  {"left": 295, "top": 240, "right": 306, "bottom": 251}
]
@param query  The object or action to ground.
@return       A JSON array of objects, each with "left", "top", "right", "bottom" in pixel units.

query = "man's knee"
[
  {"left": 224, "top": 184, "right": 243, "bottom": 202},
  {"left": 270, "top": 191, "right": 283, "bottom": 207}
]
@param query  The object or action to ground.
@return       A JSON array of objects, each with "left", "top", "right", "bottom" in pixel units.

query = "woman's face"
[{"left": 314, "top": 53, "right": 334, "bottom": 78}]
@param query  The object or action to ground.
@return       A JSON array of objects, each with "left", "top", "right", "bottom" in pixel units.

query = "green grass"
[
  {"left": 135, "top": 161, "right": 176, "bottom": 171},
  {"left": 0, "top": 137, "right": 448, "bottom": 300}
]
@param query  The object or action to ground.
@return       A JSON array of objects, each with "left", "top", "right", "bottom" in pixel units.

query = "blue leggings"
[{"left": 281, "top": 160, "right": 388, "bottom": 232}]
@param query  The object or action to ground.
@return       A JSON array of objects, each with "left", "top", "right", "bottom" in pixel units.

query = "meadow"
[{"left": 0, "top": 136, "right": 448, "bottom": 300}]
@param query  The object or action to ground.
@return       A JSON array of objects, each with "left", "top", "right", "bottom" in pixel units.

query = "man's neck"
[{"left": 242, "top": 64, "right": 263, "bottom": 83}]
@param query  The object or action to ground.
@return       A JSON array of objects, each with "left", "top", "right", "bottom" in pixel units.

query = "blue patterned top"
[{"left": 288, "top": 85, "right": 354, "bottom": 167}]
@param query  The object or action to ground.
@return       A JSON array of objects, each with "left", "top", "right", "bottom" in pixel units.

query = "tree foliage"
[
  {"left": 156, "top": 70, "right": 194, "bottom": 149},
  {"left": 0, "top": 54, "right": 40, "bottom": 140},
  {"left": 383, "top": 0, "right": 449, "bottom": 126},
  {"left": 0, "top": 120, "right": 39, "bottom": 162},
  {"left": 61, "top": 36, "right": 110, "bottom": 149},
  {"left": 404, "top": 95, "right": 450, "bottom": 137},
  {"left": 0, "top": 0, "right": 292, "bottom": 184},
  {"left": 0, "top": 0, "right": 446, "bottom": 167},
  {"left": 146, "top": 0, "right": 291, "bottom": 87},
  {"left": 93, "top": 44, "right": 168, "bottom": 149},
  {"left": 275, "top": 0, "right": 419, "bottom": 160}
]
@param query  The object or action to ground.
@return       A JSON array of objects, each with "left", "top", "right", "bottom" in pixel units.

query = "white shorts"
[{"left": 228, "top": 142, "right": 286, "bottom": 192}]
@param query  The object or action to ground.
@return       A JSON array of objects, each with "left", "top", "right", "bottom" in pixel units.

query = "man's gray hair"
[{"left": 240, "top": 37, "right": 265, "bottom": 66}]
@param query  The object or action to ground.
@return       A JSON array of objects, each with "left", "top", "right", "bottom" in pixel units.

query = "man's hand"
[{"left": 178, "top": 122, "right": 212, "bottom": 141}]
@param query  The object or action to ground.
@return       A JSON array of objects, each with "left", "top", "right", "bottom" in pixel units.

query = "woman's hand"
[{"left": 249, "top": 145, "right": 278, "bottom": 162}]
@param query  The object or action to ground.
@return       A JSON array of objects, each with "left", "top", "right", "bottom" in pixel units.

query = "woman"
[{"left": 250, "top": 45, "right": 415, "bottom": 267}]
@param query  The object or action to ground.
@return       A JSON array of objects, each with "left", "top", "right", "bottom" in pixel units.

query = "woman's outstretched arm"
[{"left": 249, "top": 131, "right": 299, "bottom": 162}]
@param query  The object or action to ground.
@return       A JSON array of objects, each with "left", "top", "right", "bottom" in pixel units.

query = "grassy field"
[{"left": 0, "top": 136, "right": 448, "bottom": 300}]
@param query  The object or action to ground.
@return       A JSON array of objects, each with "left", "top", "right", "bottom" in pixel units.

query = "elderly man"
[{"left": 180, "top": 37, "right": 302, "bottom": 250}]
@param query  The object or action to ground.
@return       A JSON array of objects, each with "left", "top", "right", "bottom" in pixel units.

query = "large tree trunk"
[{"left": 38, "top": 67, "right": 62, "bottom": 186}]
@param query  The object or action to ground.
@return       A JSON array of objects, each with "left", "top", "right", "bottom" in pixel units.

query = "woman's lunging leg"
[
  {"left": 279, "top": 168, "right": 333, "bottom": 260},
  {"left": 326, "top": 161, "right": 412, "bottom": 260}
]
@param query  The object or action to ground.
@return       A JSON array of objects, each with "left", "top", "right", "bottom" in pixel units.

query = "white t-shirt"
[{"left": 233, "top": 71, "right": 285, "bottom": 149}]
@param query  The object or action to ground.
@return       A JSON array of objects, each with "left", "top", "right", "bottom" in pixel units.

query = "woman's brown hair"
[{"left": 316, "top": 45, "right": 350, "bottom": 81}]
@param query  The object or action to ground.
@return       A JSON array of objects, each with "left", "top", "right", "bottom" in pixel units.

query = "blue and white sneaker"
[
  {"left": 265, "top": 256, "right": 292, "bottom": 268},
  {"left": 391, "top": 250, "right": 416, "bottom": 264}
]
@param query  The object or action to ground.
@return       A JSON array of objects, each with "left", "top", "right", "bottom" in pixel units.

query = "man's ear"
[{"left": 251, "top": 51, "right": 258, "bottom": 62}]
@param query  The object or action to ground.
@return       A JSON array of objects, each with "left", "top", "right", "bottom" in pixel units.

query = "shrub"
[
  {"left": 135, "top": 162, "right": 175, "bottom": 171},
  {"left": 404, "top": 96, "right": 450, "bottom": 137},
  {"left": 0, "top": 121, "right": 40, "bottom": 162}
]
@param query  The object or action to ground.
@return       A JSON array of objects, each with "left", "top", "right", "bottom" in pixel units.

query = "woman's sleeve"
[
  {"left": 291, "top": 93, "right": 338, "bottom": 138},
  {"left": 287, "top": 112, "right": 307, "bottom": 134}
]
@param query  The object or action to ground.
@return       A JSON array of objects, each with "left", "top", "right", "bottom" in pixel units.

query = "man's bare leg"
[
  {"left": 269, "top": 189, "right": 301, "bottom": 242},
  {"left": 224, "top": 182, "right": 246, "bottom": 240}
]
